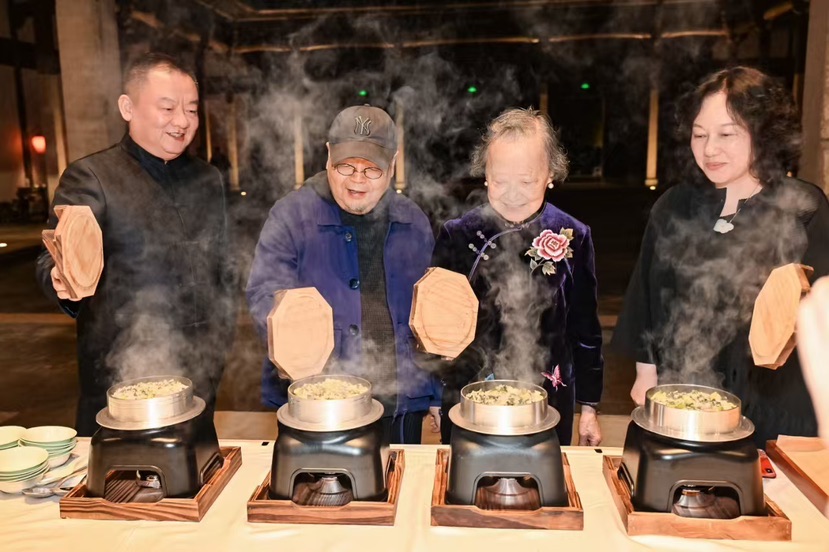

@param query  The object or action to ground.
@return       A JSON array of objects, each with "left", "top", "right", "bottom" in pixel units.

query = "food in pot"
[
  {"left": 650, "top": 389, "right": 737, "bottom": 411},
  {"left": 112, "top": 379, "right": 188, "bottom": 400},
  {"left": 465, "top": 384, "right": 544, "bottom": 405},
  {"left": 293, "top": 379, "right": 369, "bottom": 400}
]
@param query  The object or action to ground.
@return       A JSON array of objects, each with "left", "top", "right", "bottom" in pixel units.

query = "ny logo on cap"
[{"left": 354, "top": 115, "right": 372, "bottom": 136}]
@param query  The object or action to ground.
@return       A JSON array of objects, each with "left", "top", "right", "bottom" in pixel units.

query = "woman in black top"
[{"left": 613, "top": 66, "right": 829, "bottom": 447}]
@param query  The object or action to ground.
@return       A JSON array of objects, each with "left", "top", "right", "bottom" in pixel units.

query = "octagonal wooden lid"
[
  {"left": 267, "top": 287, "right": 334, "bottom": 380},
  {"left": 409, "top": 267, "right": 479, "bottom": 359},
  {"left": 42, "top": 205, "right": 104, "bottom": 300},
  {"left": 750, "top": 263, "right": 813, "bottom": 370}
]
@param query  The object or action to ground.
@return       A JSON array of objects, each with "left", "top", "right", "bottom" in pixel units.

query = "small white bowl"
[
  {"left": 0, "top": 446, "right": 49, "bottom": 474},
  {"left": 20, "top": 426, "right": 77, "bottom": 445},
  {"left": 0, "top": 426, "right": 26, "bottom": 448},
  {"left": 47, "top": 452, "right": 72, "bottom": 469}
]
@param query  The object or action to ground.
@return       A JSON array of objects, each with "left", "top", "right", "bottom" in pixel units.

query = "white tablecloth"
[{"left": 2, "top": 440, "right": 828, "bottom": 552}]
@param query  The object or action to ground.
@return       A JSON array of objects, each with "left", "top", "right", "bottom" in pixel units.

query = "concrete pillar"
[
  {"left": 294, "top": 109, "right": 304, "bottom": 189},
  {"left": 227, "top": 95, "right": 241, "bottom": 192},
  {"left": 55, "top": 0, "right": 123, "bottom": 163},
  {"left": 539, "top": 82, "right": 549, "bottom": 118},
  {"left": 800, "top": 0, "right": 829, "bottom": 194},
  {"left": 645, "top": 88, "right": 659, "bottom": 189},
  {"left": 394, "top": 103, "right": 405, "bottom": 192}
]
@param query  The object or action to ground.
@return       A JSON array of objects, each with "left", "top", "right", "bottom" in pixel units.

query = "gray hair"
[{"left": 470, "top": 107, "right": 568, "bottom": 183}]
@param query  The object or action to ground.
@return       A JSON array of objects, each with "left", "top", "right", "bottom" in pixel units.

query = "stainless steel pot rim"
[
  {"left": 631, "top": 406, "right": 755, "bottom": 443},
  {"left": 95, "top": 396, "right": 206, "bottom": 430},
  {"left": 447, "top": 403, "right": 560, "bottom": 436},
  {"left": 276, "top": 399, "right": 384, "bottom": 432}
]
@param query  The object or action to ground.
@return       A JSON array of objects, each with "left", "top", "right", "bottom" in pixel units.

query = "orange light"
[{"left": 31, "top": 135, "right": 46, "bottom": 154}]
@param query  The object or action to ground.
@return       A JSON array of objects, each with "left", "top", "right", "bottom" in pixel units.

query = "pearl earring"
[
  {"left": 547, "top": 182, "right": 554, "bottom": 189},
  {"left": 484, "top": 181, "right": 488, "bottom": 187}
]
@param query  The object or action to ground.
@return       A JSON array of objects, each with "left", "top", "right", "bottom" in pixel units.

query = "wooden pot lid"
[
  {"left": 750, "top": 263, "right": 813, "bottom": 370},
  {"left": 409, "top": 267, "right": 478, "bottom": 359},
  {"left": 267, "top": 287, "right": 334, "bottom": 380},
  {"left": 42, "top": 205, "right": 104, "bottom": 300}
]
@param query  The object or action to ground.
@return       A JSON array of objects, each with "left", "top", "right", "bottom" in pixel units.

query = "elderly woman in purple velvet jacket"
[{"left": 433, "top": 108, "right": 604, "bottom": 447}]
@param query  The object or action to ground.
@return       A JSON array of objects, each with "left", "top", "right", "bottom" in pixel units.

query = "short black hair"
[
  {"left": 675, "top": 66, "right": 801, "bottom": 188},
  {"left": 122, "top": 52, "right": 198, "bottom": 96}
]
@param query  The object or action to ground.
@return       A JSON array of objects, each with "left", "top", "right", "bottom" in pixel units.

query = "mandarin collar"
[{"left": 120, "top": 134, "right": 190, "bottom": 176}]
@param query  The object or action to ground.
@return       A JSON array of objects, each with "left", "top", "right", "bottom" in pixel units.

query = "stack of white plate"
[
  {"left": 0, "top": 426, "right": 25, "bottom": 451},
  {"left": 19, "top": 426, "right": 78, "bottom": 468},
  {"left": 0, "top": 446, "right": 49, "bottom": 493}
]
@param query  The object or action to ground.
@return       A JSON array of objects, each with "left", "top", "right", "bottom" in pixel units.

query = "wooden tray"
[
  {"left": 767, "top": 439, "right": 829, "bottom": 518},
  {"left": 602, "top": 455, "right": 791, "bottom": 540},
  {"left": 59, "top": 446, "right": 242, "bottom": 522},
  {"left": 430, "top": 448, "right": 583, "bottom": 530},
  {"left": 247, "top": 449, "right": 404, "bottom": 525}
]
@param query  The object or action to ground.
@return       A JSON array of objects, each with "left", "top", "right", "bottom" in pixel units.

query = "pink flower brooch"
[{"left": 525, "top": 228, "right": 574, "bottom": 276}]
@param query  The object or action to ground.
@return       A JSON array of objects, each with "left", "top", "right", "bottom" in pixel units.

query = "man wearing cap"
[{"left": 246, "top": 105, "right": 440, "bottom": 444}]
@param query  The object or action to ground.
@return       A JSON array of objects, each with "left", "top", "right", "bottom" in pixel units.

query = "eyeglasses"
[{"left": 334, "top": 163, "right": 384, "bottom": 180}]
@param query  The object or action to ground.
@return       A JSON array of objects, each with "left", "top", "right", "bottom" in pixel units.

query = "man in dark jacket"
[
  {"left": 36, "top": 53, "right": 236, "bottom": 436},
  {"left": 246, "top": 105, "right": 440, "bottom": 444}
]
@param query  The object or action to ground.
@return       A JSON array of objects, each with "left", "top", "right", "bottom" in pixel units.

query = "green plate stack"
[
  {"left": 0, "top": 445, "right": 49, "bottom": 493},
  {"left": 0, "top": 426, "right": 25, "bottom": 451}
]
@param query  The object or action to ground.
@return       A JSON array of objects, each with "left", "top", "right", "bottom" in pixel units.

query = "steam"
[
  {"left": 108, "top": 1, "right": 760, "bottom": 404},
  {"left": 489, "top": 240, "right": 552, "bottom": 383}
]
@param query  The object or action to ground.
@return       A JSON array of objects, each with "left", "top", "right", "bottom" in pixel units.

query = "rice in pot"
[
  {"left": 465, "top": 384, "right": 544, "bottom": 406},
  {"left": 112, "top": 379, "right": 188, "bottom": 400},
  {"left": 650, "top": 389, "right": 737, "bottom": 411},
  {"left": 293, "top": 379, "right": 369, "bottom": 400}
]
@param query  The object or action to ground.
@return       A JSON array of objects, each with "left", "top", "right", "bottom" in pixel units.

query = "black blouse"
[{"left": 612, "top": 178, "right": 829, "bottom": 446}]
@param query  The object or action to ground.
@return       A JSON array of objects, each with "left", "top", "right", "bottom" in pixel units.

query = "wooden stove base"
[
  {"left": 246, "top": 449, "right": 404, "bottom": 525},
  {"left": 59, "top": 446, "right": 242, "bottom": 522},
  {"left": 430, "top": 449, "right": 584, "bottom": 530},
  {"left": 602, "top": 455, "right": 791, "bottom": 540}
]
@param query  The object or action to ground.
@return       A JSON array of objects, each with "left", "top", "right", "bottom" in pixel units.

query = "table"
[{"left": 2, "top": 440, "right": 828, "bottom": 551}]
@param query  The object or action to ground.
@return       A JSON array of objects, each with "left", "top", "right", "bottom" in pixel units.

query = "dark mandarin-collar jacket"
[
  {"left": 36, "top": 136, "right": 236, "bottom": 435},
  {"left": 432, "top": 202, "right": 604, "bottom": 445}
]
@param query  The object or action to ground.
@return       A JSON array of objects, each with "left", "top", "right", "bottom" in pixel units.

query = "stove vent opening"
[
  {"left": 291, "top": 473, "right": 355, "bottom": 507},
  {"left": 474, "top": 476, "right": 541, "bottom": 511},
  {"left": 102, "top": 470, "right": 165, "bottom": 503},
  {"left": 671, "top": 485, "right": 741, "bottom": 519}
]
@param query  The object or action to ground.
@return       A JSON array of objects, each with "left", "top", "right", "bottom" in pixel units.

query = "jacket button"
[
  {"left": 349, "top": 324, "right": 359, "bottom": 336},
  {"left": 344, "top": 232, "right": 353, "bottom": 242},
  {"left": 349, "top": 278, "right": 360, "bottom": 289}
]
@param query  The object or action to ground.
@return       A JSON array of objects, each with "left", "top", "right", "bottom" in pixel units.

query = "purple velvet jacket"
[{"left": 433, "top": 202, "right": 604, "bottom": 444}]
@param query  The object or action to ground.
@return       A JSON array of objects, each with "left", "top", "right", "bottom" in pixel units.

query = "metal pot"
[
  {"left": 96, "top": 375, "right": 205, "bottom": 430},
  {"left": 632, "top": 383, "right": 754, "bottom": 442},
  {"left": 448, "top": 379, "right": 560, "bottom": 436},
  {"left": 278, "top": 374, "right": 384, "bottom": 432}
]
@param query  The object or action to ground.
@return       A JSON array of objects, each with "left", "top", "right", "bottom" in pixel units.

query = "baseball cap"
[{"left": 328, "top": 105, "right": 397, "bottom": 170}]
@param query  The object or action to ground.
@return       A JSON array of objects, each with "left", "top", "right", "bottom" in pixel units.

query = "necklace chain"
[{"left": 722, "top": 182, "right": 762, "bottom": 224}]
